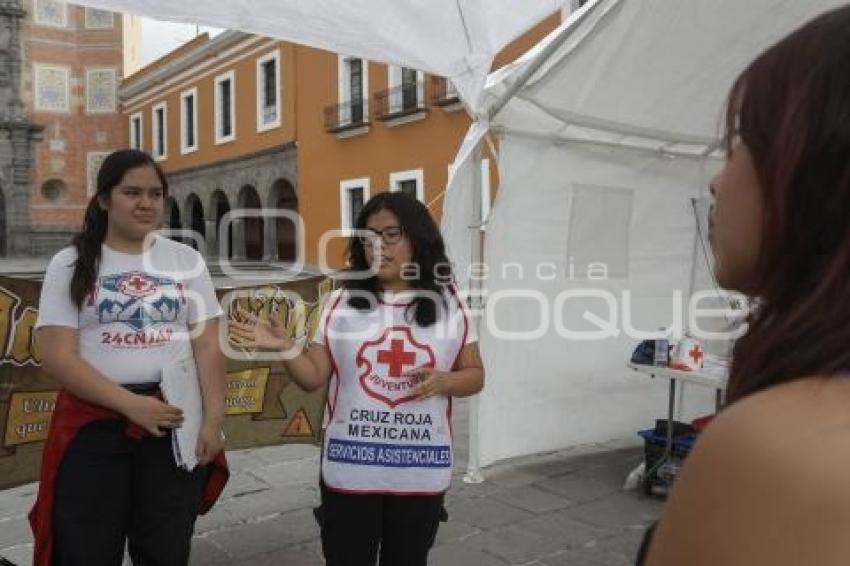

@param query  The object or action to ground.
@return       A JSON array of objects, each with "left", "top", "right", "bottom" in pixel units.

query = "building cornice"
[{"left": 121, "top": 30, "right": 254, "bottom": 99}]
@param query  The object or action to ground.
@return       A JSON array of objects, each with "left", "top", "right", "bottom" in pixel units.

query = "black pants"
[
  {"left": 52, "top": 419, "right": 207, "bottom": 566},
  {"left": 318, "top": 483, "right": 445, "bottom": 566}
]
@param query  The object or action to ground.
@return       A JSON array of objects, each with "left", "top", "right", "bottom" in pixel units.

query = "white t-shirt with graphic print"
[{"left": 36, "top": 236, "right": 223, "bottom": 385}]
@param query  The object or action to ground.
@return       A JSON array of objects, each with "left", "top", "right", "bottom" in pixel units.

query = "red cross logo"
[
  {"left": 377, "top": 339, "right": 417, "bottom": 377},
  {"left": 689, "top": 345, "right": 704, "bottom": 365},
  {"left": 128, "top": 275, "right": 148, "bottom": 292},
  {"left": 356, "top": 326, "right": 436, "bottom": 408},
  {"left": 119, "top": 272, "right": 157, "bottom": 298}
]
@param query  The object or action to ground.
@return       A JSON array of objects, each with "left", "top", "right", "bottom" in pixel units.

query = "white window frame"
[
  {"left": 389, "top": 169, "right": 425, "bottom": 202},
  {"left": 256, "top": 49, "right": 281, "bottom": 132},
  {"left": 151, "top": 101, "right": 167, "bottom": 161},
  {"left": 337, "top": 55, "right": 369, "bottom": 122},
  {"left": 85, "top": 67, "right": 117, "bottom": 114},
  {"left": 129, "top": 111, "right": 143, "bottom": 150},
  {"left": 214, "top": 70, "right": 236, "bottom": 145},
  {"left": 339, "top": 178, "right": 370, "bottom": 235},
  {"left": 34, "top": 0, "right": 68, "bottom": 28},
  {"left": 84, "top": 7, "right": 114, "bottom": 29},
  {"left": 33, "top": 63, "right": 70, "bottom": 113},
  {"left": 180, "top": 87, "right": 198, "bottom": 155},
  {"left": 386, "top": 65, "right": 425, "bottom": 113}
]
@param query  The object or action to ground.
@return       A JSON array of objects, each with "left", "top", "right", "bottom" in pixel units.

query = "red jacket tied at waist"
[{"left": 28, "top": 390, "right": 229, "bottom": 566}]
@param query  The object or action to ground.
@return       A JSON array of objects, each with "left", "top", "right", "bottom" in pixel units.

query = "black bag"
[{"left": 630, "top": 340, "right": 656, "bottom": 365}]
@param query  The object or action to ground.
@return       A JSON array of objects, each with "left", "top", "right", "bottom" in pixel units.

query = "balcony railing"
[
  {"left": 374, "top": 82, "right": 427, "bottom": 121},
  {"left": 324, "top": 98, "right": 369, "bottom": 133},
  {"left": 430, "top": 76, "right": 460, "bottom": 107}
]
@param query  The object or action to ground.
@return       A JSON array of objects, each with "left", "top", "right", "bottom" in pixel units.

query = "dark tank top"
[{"left": 635, "top": 523, "right": 656, "bottom": 565}]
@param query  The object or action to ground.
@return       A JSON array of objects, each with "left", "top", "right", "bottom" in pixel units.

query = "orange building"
[
  {"left": 18, "top": 0, "right": 140, "bottom": 253},
  {"left": 119, "top": 14, "right": 561, "bottom": 268}
]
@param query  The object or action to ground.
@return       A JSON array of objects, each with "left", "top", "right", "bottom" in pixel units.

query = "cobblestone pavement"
[{"left": 0, "top": 398, "right": 661, "bottom": 565}]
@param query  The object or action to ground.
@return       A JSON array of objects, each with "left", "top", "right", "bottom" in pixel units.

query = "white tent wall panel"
[{"left": 477, "top": 133, "right": 717, "bottom": 466}]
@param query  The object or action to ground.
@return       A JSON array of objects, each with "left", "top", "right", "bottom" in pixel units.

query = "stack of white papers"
[{"left": 160, "top": 358, "right": 202, "bottom": 471}]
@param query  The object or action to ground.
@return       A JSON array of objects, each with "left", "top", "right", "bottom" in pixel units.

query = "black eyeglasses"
[{"left": 357, "top": 225, "right": 404, "bottom": 245}]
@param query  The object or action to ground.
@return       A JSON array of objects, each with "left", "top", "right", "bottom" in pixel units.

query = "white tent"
[
  {"left": 444, "top": 0, "right": 848, "bottom": 469},
  {"left": 73, "top": 0, "right": 567, "bottom": 112},
  {"left": 73, "top": 0, "right": 847, "bottom": 472}
]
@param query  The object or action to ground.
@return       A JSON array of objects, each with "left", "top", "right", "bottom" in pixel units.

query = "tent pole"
[
  {"left": 463, "top": 140, "right": 485, "bottom": 484},
  {"left": 488, "top": 0, "right": 613, "bottom": 121}
]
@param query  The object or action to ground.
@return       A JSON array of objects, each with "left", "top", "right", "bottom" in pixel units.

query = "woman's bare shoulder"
[{"left": 645, "top": 375, "right": 850, "bottom": 566}]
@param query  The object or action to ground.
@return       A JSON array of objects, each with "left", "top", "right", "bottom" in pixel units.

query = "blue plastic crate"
[{"left": 638, "top": 429, "right": 697, "bottom": 454}]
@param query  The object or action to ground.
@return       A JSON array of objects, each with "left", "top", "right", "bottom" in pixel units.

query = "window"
[
  {"left": 85, "top": 8, "right": 114, "bottom": 29},
  {"left": 338, "top": 55, "right": 369, "bottom": 126},
  {"left": 41, "top": 179, "right": 67, "bottom": 203},
  {"left": 152, "top": 102, "right": 167, "bottom": 161},
  {"left": 389, "top": 169, "right": 424, "bottom": 202},
  {"left": 85, "top": 68, "right": 117, "bottom": 114},
  {"left": 401, "top": 68, "right": 418, "bottom": 110},
  {"left": 180, "top": 87, "right": 198, "bottom": 154},
  {"left": 349, "top": 60, "right": 363, "bottom": 123},
  {"left": 86, "top": 152, "right": 111, "bottom": 196},
  {"left": 349, "top": 188, "right": 365, "bottom": 228},
  {"left": 387, "top": 66, "right": 424, "bottom": 114},
  {"left": 340, "top": 178, "right": 370, "bottom": 234},
  {"left": 34, "top": 0, "right": 67, "bottom": 27},
  {"left": 398, "top": 180, "right": 417, "bottom": 199},
  {"left": 256, "top": 50, "right": 281, "bottom": 132},
  {"left": 129, "top": 112, "right": 143, "bottom": 150},
  {"left": 33, "top": 64, "right": 70, "bottom": 113},
  {"left": 215, "top": 70, "right": 236, "bottom": 144}
]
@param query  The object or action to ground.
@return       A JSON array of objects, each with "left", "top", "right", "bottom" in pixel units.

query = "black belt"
[{"left": 122, "top": 382, "right": 161, "bottom": 395}]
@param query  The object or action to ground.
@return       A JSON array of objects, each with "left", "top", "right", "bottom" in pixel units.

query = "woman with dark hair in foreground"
[{"left": 643, "top": 5, "right": 850, "bottom": 565}]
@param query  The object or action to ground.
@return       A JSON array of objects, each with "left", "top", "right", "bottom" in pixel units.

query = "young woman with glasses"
[
  {"left": 230, "top": 191, "right": 484, "bottom": 565},
  {"left": 31, "top": 149, "right": 228, "bottom": 566}
]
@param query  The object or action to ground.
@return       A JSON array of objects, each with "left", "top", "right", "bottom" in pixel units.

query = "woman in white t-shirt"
[
  {"left": 30, "top": 149, "right": 228, "bottom": 566},
  {"left": 230, "top": 192, "right": 484, "bottom": 565}
]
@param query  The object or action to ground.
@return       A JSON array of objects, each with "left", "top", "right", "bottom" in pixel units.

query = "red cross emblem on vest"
[
  {"left": 356, "top": 326, "right": 436, "bottom": 408},
  {"left": 377, "top": 339, "right": 417, "bottom": 377}
]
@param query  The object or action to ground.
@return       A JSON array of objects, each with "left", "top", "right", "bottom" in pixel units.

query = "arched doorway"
[
  {"left": 237, "top": 185, "right": 263, "bottom": 261},
  {"left": 211, "top": 190, "right": 232, "bottom": 259},
  {"left": 185, "top": 194, "right": 205, "bottom": 252},
  {"left": 0, "top": 189, "right": 6, "bottom": 257},
  {"left": 269, "top": 179, "right": 298, "bottom": 261},
  {"left": 163, "top": 197, "right": 182, "bottom": 242}
]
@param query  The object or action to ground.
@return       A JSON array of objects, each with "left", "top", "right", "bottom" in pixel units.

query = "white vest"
[{"left": 320, "top": 287, "right": 470, "bottom": 495}]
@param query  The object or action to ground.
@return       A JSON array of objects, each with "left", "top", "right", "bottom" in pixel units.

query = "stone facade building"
[{"left": 1, "top": 0, "right": 140, "bottom": 256}]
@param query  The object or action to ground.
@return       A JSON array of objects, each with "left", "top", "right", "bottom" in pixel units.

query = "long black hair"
[
  {"left": 344, "top": 192, "right": 453, "bottom": 327},
  {"left": 69, "top": 149, "right": 168, "bottom": 308}
]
